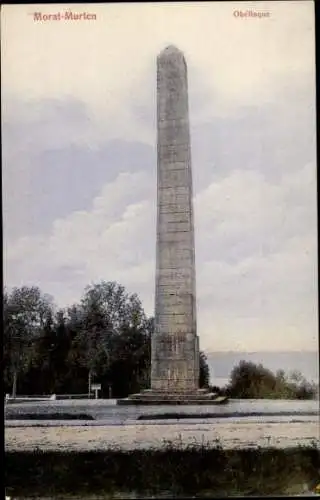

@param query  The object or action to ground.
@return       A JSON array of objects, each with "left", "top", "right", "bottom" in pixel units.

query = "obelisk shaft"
[{"left": 151, "top": 46, "right": 199, "bottom": 392}]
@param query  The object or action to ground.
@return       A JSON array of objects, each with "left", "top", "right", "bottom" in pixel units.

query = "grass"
[
  {"left": 5, "top": 440, "right": 320, "bottom": 498},
  {"left": 5, "top": 413, "right": 94, "bottom": 420}
]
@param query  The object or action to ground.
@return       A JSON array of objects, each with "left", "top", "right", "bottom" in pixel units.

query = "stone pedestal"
[{"left": 117, "top": 388, "right": 227, "bottom": 405}]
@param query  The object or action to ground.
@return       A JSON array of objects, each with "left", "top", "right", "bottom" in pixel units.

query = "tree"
[
  {"left": 227, "top": 360, "right": 279, "bottom": 399},
  {"left": 199, "top": 351, "right": 210, "bottom": 388},
  {"left": 71, "top": 281, "right": 151, "bottom": 398},
  {"left": 50, "top": 310, "right": 73, "bottom": 393},
  {"left": 63, "top": 304, "right": 90, "bottom": 394},
  {"left": 226, "top": 361, "right": 317, "bottom": 400},
  {"left": 3, "top": 286, "right": 54, "bottom": 396},
  {"left": 27, "top": 308, "right": 71, "bottom": 394},
  {"left": 24, "top": 308, "right": 55, "bottom": 394},
  {"left": 286, "top": 370, "right": 317, "bottom": 400}
]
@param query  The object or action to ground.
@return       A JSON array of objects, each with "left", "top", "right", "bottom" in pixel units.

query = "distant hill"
[{"left": 205, "top": 351, "right": 319, "bottom": 387}]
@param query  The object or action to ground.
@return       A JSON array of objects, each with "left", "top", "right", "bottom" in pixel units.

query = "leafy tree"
[
  {"left": 26, "top": 309, "right": 72, "bottom": 394},
  {"left": 285, "top": 370, "right": 317, "bottom": 400},
  {"left": 3, "top": 286, "right": 54, "bottom": 396},
  {"left": 227, "top": 361, "right": 280, "bottom": 399},
  {"left": 69, "top": 281, "right": 151, "bottom": 398},
  {"left": 50, "top": 310, "right": 73, "bottom": 392},
  {"left": 199, "top": 351, "right": 210, "bottom": 388},
  {"left": 63, "top": 304, "right": 90, "bottom": 394},
  {"left": 23, "top": 308, "right": 56, "bottom": 394},
  {"left": 226, "top": 361, "right": 317, "bottom": 400}
]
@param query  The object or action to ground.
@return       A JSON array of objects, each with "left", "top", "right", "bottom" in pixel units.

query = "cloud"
[
  {"left": 2, "top": 95, "right": 155, "bottom": 241},
  {"left": 195, "top": 162, "right": 316, "bottom": 260},
  {"left": 194, "top": 161, "right": 317, "bottom": 351},
  {"left": 4, "top": 171, "right": 156, "bottom": 313},
  {"left": 4, "top": 159, "right": 317, "bottom": 351},
  {"left": 3, "top": 64, "right": 315, "bottom": 242}
]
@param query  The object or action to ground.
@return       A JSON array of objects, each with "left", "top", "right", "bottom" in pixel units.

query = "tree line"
[
  {"left": 3, "top": 281, "right": 210, "bottom": 398},
  {"left": 3, "top": 281, "right": 317, "bottom": 400}
]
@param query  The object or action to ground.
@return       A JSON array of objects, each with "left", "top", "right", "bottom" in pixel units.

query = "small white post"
[{"left": 91, "top": 383, "right": 101, "bottom": 399}]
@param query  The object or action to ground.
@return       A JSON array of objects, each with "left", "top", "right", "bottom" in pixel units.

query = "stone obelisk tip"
[{"left": 158, "top": 45, "right": 184, "bottom": 58}]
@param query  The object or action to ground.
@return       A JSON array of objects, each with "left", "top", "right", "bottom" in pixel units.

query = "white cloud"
[
  {"left": 194, "top": 162, "right": 317, "bottom": 351},
  {"left": 195, "top": 162, "right": 316, "bottom": 251},
  {"left": 4, "top": 160, "right": 317, "bottom": 352},
  {"left": 4, "top": 171, "right": 155, "bottom": 310},
  {"left": 197, "top": 231, "right": 318, "bottom": 351}
]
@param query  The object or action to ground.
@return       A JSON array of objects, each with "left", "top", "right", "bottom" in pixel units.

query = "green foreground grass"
[{"left": 5, "top": 441, "right": 320, "bottom": 498}]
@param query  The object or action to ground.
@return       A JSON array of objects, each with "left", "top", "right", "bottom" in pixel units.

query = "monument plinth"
[{"left": 117, "top": 46, "right": 226, "bottom": 405}]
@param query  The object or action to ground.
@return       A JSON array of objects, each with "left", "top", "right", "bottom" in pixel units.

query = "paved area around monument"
[{"left": 5, "top": 421, "right": 319, "bottom": 451}]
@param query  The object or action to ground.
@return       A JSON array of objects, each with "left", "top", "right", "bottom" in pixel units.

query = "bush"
[{"left": 225, "top": 361, "right": 317, "bottom": 400}]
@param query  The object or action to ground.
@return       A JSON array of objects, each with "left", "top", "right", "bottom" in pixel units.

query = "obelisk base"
[{"left": 116, "top": 388, "right": 228, "bottom": 405}]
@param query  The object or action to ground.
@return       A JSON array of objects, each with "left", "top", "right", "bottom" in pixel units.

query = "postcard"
[{"left": 3, "top": 2, "right": 318, "bottom": 498}]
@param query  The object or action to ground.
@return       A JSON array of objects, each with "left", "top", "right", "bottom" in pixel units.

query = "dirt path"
[{"left": 5, "top": 421, "right": 319, "bottom": 451}]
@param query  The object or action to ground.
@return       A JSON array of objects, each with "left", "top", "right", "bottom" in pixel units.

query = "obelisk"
[
  {"left": 151, "top": 45, "right": 199, "bottom": 392},
  {"left": 117, "top": 46, "right": 226, "bottom": 405}
]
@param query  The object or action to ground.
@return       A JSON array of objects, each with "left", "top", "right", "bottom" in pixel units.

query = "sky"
[{"left": 2, "top": 1, "right": 318, "bottom": 352}]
